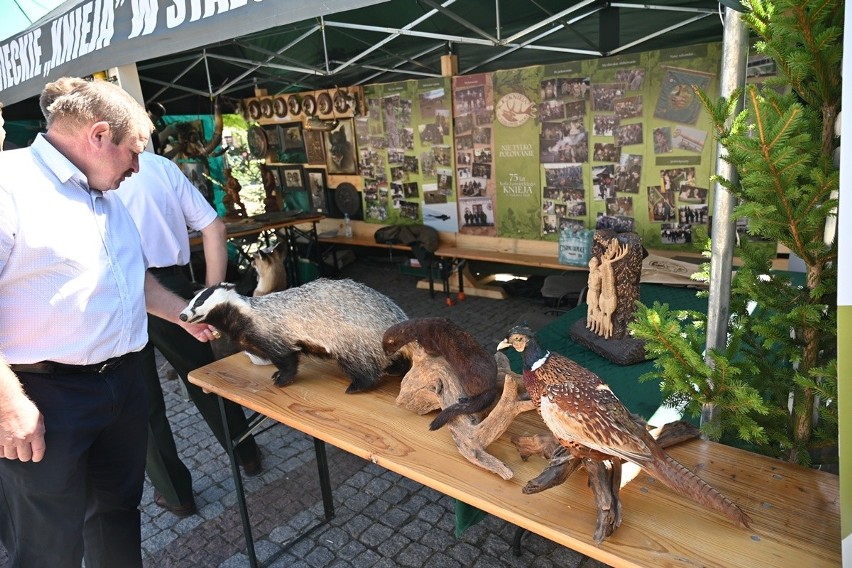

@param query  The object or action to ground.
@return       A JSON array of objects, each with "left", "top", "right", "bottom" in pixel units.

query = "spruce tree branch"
[{"left": 747, "top": 88, "right": 806, "bottom": 256}]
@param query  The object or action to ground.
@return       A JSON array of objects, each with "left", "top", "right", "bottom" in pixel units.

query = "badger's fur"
[
  {"left": 181, "top": 278, "right": 408, "bottom": 392},
  {"left": 382, "top": 317, "right": 499, "bottom": 430}
]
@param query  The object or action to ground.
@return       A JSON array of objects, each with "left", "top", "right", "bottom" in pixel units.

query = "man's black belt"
[
  {"left": 10, "top": 353, "right": 132, "bottom": 375},
  {"left": 149, "top": 265, "right": 185, "bottom": 276}
]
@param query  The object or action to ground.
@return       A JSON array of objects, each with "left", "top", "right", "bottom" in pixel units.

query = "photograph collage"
[
  {"left": 453, "top": 74, "right": 496, "bottom": 235},
  {"left": 353, "top": 43, "right": 740, "bottom": 250},
  {"left": 538, "top": 58, "right": 716, "bottom": 246},
  {"left": 360, "top": 78, "right": 457, "bottom": 231}
]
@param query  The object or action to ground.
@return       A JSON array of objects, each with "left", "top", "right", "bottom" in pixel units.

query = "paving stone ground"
[{"left": 1, "top": 254, "right": 609, "bottom": 568}]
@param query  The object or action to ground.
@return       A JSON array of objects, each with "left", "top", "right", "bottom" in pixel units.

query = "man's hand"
[
  {"left": 0, "top": 393, "right": 46, "bottom": 462},
  {"left": 178, "top": 321, "right": 220, "bottom": 343}
]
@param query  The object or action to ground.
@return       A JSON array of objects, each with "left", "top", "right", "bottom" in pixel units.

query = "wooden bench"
[
  {"left": 317, "top": 220, "right": 586, "bottom": 301},
  {"left": 317, "top": 233, "right": 452, "bottom": 298},
  {"left": 189, "top": 354, "right": 840, "bottom": 568},
  {"left": 316, "top": 219, "right": 790, "bottom": 301}
]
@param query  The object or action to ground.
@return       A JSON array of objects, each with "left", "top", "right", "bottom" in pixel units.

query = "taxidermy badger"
[
  {"left": 383, "top": 317, "right": 499, "bottom": 430},
  {"left": 180, "top": 278, "right": 408, "bottom": 393}
]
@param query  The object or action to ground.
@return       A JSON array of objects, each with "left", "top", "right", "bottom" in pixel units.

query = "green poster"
[
  {"left": 492, "top": 67, "right": 542, "bottom": 239},
  {"left": 360, "top": 42, "right": 723, "bottom": 254}
]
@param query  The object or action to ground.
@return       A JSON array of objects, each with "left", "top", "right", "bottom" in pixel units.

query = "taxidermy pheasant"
[{"left": 499, "top": 325, "right": 751, "bottom": 537}]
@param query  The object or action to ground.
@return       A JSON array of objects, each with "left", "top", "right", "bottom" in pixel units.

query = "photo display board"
[
  {"left": 359, "top": 43, "right": 723, "bottom": 252},
  {"left": 360, "top": 77, "right": 458, "bottom": 231},
  {"left": 486, "top": 43, "right": 721, "bottom": 247}
]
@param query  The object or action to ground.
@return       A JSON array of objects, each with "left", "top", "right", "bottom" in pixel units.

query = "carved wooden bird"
[{"left": 498, "top": 325, "right": 751, "bottom": 530}]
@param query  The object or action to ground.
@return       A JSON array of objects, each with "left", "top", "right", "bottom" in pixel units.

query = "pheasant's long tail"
[{"left": 642, "top": 452, "right": 752, "bottom": 529}]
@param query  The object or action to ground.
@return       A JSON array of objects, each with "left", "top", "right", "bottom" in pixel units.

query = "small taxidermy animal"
[
  {"left": 252, "top": 241, "right": 288, "bottom": 296},
  {"left": 499, "top": 326, "right": 751, "bottom": 532},
  {"left": 180, "top": 278, "right": 408, "bottom": 393},
  {"left": 237, "top": 241, "right": 290, "bottom": 365},
  {"left": 383, "top": 317, "right": 499, "bottom": 430}
]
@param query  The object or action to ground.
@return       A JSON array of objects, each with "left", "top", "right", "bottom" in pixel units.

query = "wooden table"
[
  {"left": 191, "top": 213, "right": 325, "bottom": 284},
  {"left": 189, "top": 354, "right": 840, "bottom": 568},
  {"left": 189, "top": 213, "right": 325, "bottom": 246}
]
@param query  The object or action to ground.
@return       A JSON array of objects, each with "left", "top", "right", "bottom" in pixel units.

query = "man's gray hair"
[{"left": 43, "top": 78, "right": 153, "bottom": 144}]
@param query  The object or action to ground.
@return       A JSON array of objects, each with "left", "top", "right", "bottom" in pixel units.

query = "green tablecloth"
[{"left": 455, "top": 283, "right": 707, "bottom": 535}]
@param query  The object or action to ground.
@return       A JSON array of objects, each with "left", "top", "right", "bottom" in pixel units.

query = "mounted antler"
[
  {"left": 203, "top": 97, "right": 224, "bottom": 157},
  {"left": 155, "top": 97, "right": 224, "bottom": 159}
]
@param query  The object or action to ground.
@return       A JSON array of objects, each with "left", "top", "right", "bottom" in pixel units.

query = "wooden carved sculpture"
[
  {"left": 260, "top": 164, "right": 281, "bottom": 213},
  {"left": 596, "top": 239, "right": 630, "bottom": 339},
  {"left": 394, "top": 343, "right": 534, "bottom": 480},
  {"left": 591, "top": 230, "right": 644, "bottom": 340},
  {"left": 222, "top": 168, "right": 247, "bottom": 218},
  {"left": 499, "top": 325, "right": 751, "bottom": 543},
  {"left": 586, "top": 239, "right": 630, "bottom": 339},
  {"left": 585, "top": 257, "right": 602, "bottom": 335},
  {"left": 572, "top": 230, "right": 647, "bottom": 364}
]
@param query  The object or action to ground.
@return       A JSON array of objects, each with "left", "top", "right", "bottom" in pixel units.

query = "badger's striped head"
[{"left": 179, "top": 283, "right": 244, "bottom": 323}]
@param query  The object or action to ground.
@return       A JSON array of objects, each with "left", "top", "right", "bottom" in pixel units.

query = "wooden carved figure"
[
  {"left": 222, "top": 168, "right": 247, "bottom": 218},
  {"left": 586, "top": 230, "right": 644, "bottom": 341},
  {"left": 597, "top": 239, "right": 629, "bottom": 339},
  {"left": 260, "top": 164, "right": 281, "bottom": 213},
  {"left": 586, "top": 257, "right": 602, "bottom": 335}
]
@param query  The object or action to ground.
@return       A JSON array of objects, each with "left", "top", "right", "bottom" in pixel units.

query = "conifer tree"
[{"left": 630, "top": 0, "right": 841, "bottom": 465}]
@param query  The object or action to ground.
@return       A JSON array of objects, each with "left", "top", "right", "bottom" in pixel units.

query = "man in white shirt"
[
  {"left": 0, "top": 79, "right": 217, "bottom": 567},
  {"left": 119, "top": 151, "right": 262, "bottom": 517}
]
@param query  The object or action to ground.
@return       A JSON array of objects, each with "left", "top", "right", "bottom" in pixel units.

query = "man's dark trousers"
[
  {"left": 143, "top": 267, "right": 259, "bottom": 507},
  {"left": 0, "top": 353, "right": 147, "bottom": 568}
]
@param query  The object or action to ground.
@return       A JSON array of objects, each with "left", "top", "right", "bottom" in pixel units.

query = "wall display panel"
[
  {"left": 360, "top": 77, "right": 457, "bottom": 231},
  {"left": 240, "top": 44, "right": 727, "bottom": 252},
  {"left": 452, "top": 74, "right": 497, "bottom": 236},
  {"left": 491, "top": 67, "right": 551, "bottom": 240},
  {"left": 483, "top": 44, "right": 721, "bottom": 249}
]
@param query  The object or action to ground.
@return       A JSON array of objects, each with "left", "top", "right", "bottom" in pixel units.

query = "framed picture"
[
  {"left": 323, "top": 118, "right": 357, "bottom": 175},
  {"left": 260, "top": 122, "right": 304, "bottom": 163},
  {"left": 263, "top": 124, "right": 282, "bottom": 157},
  {"left": 279, "top": 165, "right": 310, "bottom": 212},
  {"left": 280, "top": 165, "right": 304, "bottom": 191},
  {"left": 304, "top": 168, "right": 328, "bottom": 213},
  {"left": 304, "top": 129, "right": 325, "bottom": 165},
  {"left": 279, "top": 122, "right": 305, "bottom": 152}
]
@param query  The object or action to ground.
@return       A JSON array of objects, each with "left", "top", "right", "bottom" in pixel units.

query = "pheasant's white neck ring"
[{"left": 531, "top": 351, "right": 550, "bottom": 371}]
